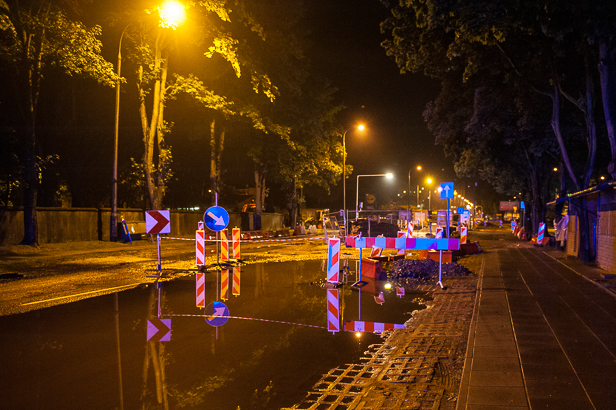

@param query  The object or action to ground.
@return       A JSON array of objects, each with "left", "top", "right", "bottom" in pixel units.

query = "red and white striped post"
[
  {"left": 327, "top": 288, "right": 340, "bottom": 333},
  {"left": 196, "top": 273, "right": 205, "bottom": 308},
  {"left": 232, "top": 227, "right": 241, "bottom": 259},
  {"left": 327, "top": 237, "right": 340, "bottom": 283}
]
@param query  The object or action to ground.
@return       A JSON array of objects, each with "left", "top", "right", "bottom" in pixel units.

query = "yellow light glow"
[
  {"left": 355, "top": 331, "right": 362, "bottom": 338},
  {"left": 417, "top": 165, "right": 422, "bottom": 171},
  {"left": 386, "top": 173, "right": 393, "bottom": 179},
  {"left": 384, "top": 283, "right": 392, "bottom": 289},
  {"left": 159, "top": 0, "right": 186, "bottom": 29},
  {"left": 358, "top": 124, "right": 365, "bottom": 131},
  {"left": 427, "top": 178, "right": 433, "bottom": 184}
]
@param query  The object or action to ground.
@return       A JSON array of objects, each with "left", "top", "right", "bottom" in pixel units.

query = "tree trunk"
[
  {"left": 21, "top": 125, "right": 38, "bottom": 245},
  {"left": 550, "top": 84, "right": 581, "bottom": 192},
  {"left": 140, "top": 31, "right": 164, "bottom": 210},
  {"left": 289, "top": 176, "right": 297, "bottom": 228},
  {"left": 209, "top": 119, "right": 217, "bottom": 205},
  {"left": 254, "top": 169, "right": 266, "bottom": 215},
  {"left": 598, "top": 40, "right": 616, "bottom": 179}
]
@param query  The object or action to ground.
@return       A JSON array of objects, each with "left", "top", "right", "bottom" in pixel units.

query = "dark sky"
[{"left": 302, "top": 0, "right": 454, "bottom": 209}]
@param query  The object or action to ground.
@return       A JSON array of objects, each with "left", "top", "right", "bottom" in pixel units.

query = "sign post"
[
  {"left": 145, "top": 210, "right": 171, "bottom": 275},
  {"left": 440, "top": 182, "right": 454, "bottom": 238}
]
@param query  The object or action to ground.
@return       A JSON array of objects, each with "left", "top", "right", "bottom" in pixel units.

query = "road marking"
[{"left": 21, "top": 283, "right": 143, "bottom": 306}]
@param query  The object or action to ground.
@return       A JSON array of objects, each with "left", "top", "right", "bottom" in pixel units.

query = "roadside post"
[
  {"left": 440, "top": 182, "right": 455, "bottom": 239},
  {"left": 145, "top": 210, "right": 171, "bottom": 276},
  {"left": 538, "top": 222, "right": 545, "bottom": 244}
]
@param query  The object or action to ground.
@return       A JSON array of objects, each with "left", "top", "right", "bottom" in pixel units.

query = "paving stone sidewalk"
[{"left": 285, "top": 255, "right": 482, "bottom": 410}]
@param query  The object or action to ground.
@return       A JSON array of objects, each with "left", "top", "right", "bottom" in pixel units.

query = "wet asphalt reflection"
[{"left": 0, "top": 260, "right": 426, "bottom": 410}]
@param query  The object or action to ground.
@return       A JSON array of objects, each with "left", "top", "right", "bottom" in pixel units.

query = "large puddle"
[{"left": 0, "top": 260, "right": 426, "bottom": 409}]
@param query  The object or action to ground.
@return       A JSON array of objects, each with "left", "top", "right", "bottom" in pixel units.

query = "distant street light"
[
  {"left": 341, "top": 124, "right": 364, "bottom": 233},
  {"left": 355, "top": 173, "right": 393, "bottom": 220},
  {"left": 110, "top": 1, "right": 186, "bottom": 241}
]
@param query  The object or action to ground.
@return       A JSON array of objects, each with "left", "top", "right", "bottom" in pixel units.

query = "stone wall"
[{"left": 0, "top": 207, "right": 284, "bottom": 246}]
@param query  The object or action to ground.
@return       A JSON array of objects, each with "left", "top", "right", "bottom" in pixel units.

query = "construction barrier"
[
  {"left": 327, "top": 237, "right": 340, "bottom": 283},
  {"left": 196, "top": 273, "right": 205, "bottom": 308},
  {"left": 344, "top": 321, "right": 405, "bottom": 333},
  {"left": 327, "top": 289, "right": 340, "bottom": 333},
  {"left": 232, "top": 227, "right": 241, "bottom": 259},
  {"left": 345, "top": 236, "right": 460, "bottom": 251},
  {"left": 221, "top": 230, "right": 229, "bottom": 261}
]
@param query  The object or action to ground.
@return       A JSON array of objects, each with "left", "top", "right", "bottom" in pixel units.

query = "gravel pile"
[{"left": 391, "top": 258, "right": 473, "bottom": 280}]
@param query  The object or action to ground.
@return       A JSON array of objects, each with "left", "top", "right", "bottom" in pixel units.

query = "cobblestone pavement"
[{"left": 284, "top": 256, "right": 482, "bottom": 410}]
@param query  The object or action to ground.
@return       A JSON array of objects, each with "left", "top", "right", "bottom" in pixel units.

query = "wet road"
[{"left": 0, "top": 260, "right": 427, "bottom": 410}]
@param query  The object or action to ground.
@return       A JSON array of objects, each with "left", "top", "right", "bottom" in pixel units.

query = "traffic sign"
[
  {"left": 145, "top": 210, "right": 171, "bottom": 234},
  {"left": 204, "top": 206, "right": 229, "bottom": 231},
  {"left": 205, "top": 301, "right": 229, "bottom": 327},
  {"left": 456, "top": 207, "right": 464, "bottom": 214},
  {"left": 440, "top": 182, "right": 454, "bottom": 199},
  {"left": 147, "top": 318, "right": 171, "bottom": 342}
]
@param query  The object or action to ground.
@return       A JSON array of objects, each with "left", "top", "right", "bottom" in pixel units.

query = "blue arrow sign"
[
  {"left": 440, "top": 182, "right": 454, "bottom": 199},
  {"left": 205, "top": 301, "right": 229, "bottom": 327},
  {"left": 204, "top": 206, "right": 229, "bottom": 231}
]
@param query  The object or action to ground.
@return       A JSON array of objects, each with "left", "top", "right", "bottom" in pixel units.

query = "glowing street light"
[
  {"left": 341, "top": 124, "right": 365, "bottom": 233},
  {"left": 111, "top": 1, "right": 186, "bottom": 241},
  {"left": 355, "top": 173, "right": 393, "bottom": 219}
]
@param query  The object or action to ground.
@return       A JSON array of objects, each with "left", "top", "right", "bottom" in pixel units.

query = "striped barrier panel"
[
  {"left": 327, "top": 289, "right": 340, "bottom": 333},
  {"left": 408, "top": 221, "right": 414, "bottom": 237},
  {"left": 460, "top": 226, "right": 467, "bottom": 244},
  {"left": 436, "top": 226, "right": 443, "bottom": 238},
  {"left": 221, "top": 269, "right": 229, "bottom": 300},
  {"left": 327, "top": 237, "right": 340, "bottom": 283},
  {"left": 232, "top": 266, "right": 240, "bottom": 296},
  {"left": 344, "top": 236, "right": 460, "bottom": 251},
  {"left": 232, "top": 227, "right": 241, "bottom": 259},
  {"left": 196, "top": 230, "right": 205, "bottom": 266},
  {"left": 196, "top": 273, "right": 205, "bottom": 308},
  {"left": 221, "top": 230, "right": 229, "bottom": 261},
  {"left": 344, "top": 321, "right": 405, "bottom": 333},
  {"left": 537, "top": 222, "right": 545, "bottom": 244}
]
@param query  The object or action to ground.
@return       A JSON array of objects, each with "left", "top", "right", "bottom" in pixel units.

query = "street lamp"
[
  {"left": 342, "top": 124, "right": 364, "bottom": 233},
  {"left": 407, "top": 165, "right": 422, "bottom": 229},
  {"left": 356, "top": 173, "right": 393, "bottom": 220},
  {"left": 110, "top": 0, "right": 186, "bottom": 241}
]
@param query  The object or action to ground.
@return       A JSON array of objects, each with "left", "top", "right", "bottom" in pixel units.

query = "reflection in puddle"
[{"left": 0, "top": 260, "right": 426, "bottom": 410}]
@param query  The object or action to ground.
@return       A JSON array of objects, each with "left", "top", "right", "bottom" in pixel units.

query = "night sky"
[{"left": 301, "top": 0, "right": 451, "bottom": 210}]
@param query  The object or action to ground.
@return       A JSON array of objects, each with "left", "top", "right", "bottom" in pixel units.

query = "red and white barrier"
[
  {"left": 221, "top": 269, "right": 229, "bottom": 300},
  {"left": 436, "top": 226, "right": 443, "bottom": 239},
  {"left": 408, "top": 221, "right": 414, "bottom": 238},
  {"left": 460, "top": 226, "right": 467, "bottom": 244},
  {"left": 327, "top": 289, "right": 340, "bottom": 333},
  {"left": 537, "top": 222, "right": 545, "bottom": 244},
  {"left": 196, "top": 230, "right": 205, "bottom": 266},
  {"left": 327, "top": 237, "right": 340, "bottom": 283},
  {"left": 221, "top": 230, "right": 229, "bottom": 261},
  {"left": 232, "top": 227, "right": 241, "bottom": 259},
  {"left": 345, "top": 236, "right": 460, "bottom": 251},
  {"left": 232, "top": 266, "right": 240, "bottom": 296},
  {"left": 344, "top": 321, "right": 405, "bottom": 333},
  {"left": 196, "top": 273, "right": 205, "bottom": 308}
]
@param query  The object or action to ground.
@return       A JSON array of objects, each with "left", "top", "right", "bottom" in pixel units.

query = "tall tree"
[{"left": 0, "top": 0, "right": 116, "bottom": 245}]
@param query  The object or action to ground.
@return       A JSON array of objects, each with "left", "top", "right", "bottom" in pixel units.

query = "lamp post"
[
  {"left": 407, "top": 165, "right": 421, "bottom": 230},
  {"left": 426, "top": 177, "right": 433, "bottom": 234},
  {"left": 110, "top": 0, "right": 186, "bottom": 242},
  {"left": 356, "top": 173, "right": 393, "bottom": 220},
  {"left": 342, "top": 124, "right": 364, "bottom": 233}
]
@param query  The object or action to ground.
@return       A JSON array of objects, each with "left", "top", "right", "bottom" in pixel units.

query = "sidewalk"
[{"left": 457, "top": 245, "right": 616, "bottom": 410}]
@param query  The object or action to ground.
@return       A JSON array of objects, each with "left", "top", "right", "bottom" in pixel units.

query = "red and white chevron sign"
[
  {"left": 147, "top": 318, "right": 171, "bottom": 342},
  {"left": 145, "top": 210, "right": 171, "bottom": 234},
  {"left": 327, "top": 289, "right": 340, "bottom": 333}
]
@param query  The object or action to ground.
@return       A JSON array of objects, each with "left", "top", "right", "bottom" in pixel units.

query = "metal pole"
[
  {"left": 408, "top": 170, "right": 411, "bottom": 234},
  {"left": 343, "top": 130, "right": 346, "bottom": 234},
  {"left": 356, "top": 175, "right": 359, "bottom": 221}
]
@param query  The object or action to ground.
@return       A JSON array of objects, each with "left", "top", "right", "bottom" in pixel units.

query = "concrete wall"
[{"left": 0, "top": 207, "right": 284, "bottom": 246}]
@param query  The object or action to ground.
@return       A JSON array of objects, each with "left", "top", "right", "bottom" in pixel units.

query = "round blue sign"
[
  {"left": 205, "top": 301, "right": 229, "bottom": 327},
  {"left": 204, "top": 206, "right": 229, "bottom": 231}
]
